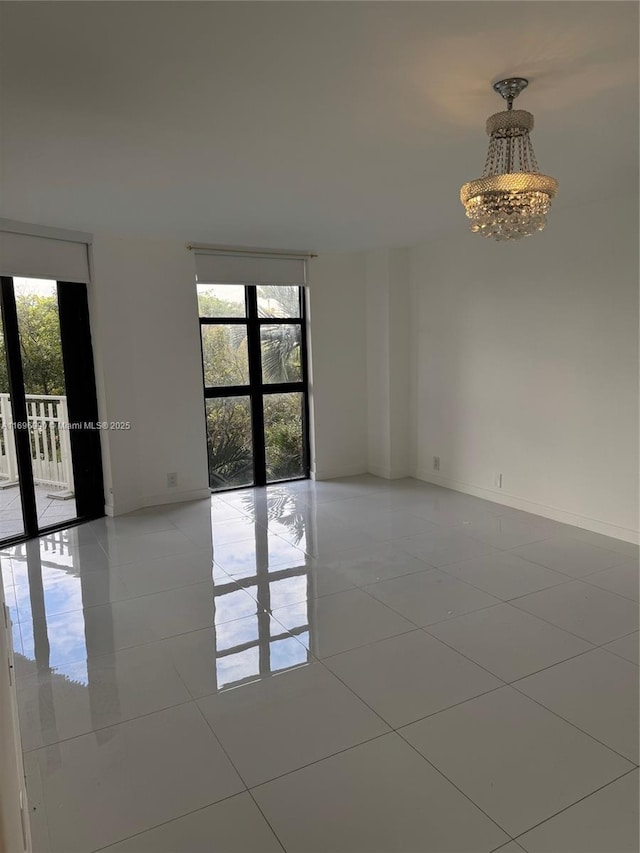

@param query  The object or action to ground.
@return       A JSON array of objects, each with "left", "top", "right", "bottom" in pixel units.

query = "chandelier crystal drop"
[{"left": 460, "top": 78, "right": 558, "bottom": 241}]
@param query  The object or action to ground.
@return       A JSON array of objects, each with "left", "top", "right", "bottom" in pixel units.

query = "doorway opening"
[
  {"left": 197, "top": 284, "right": 310, "bottom": 491},
  {"left": 0, "top": 277, "right": 104, "bottom": 545}
]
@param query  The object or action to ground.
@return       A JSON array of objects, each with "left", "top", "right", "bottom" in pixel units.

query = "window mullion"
[
  {"left": 246, "top": 286, "right": 267, "bottom": 486},
  {"left": 300, "top": 288, "right": 312, "bottom": 478}
]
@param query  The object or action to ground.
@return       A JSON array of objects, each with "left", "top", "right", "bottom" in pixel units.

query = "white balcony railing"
[{"left": 0, "top": 394, "right": 74, "bottom": 492}]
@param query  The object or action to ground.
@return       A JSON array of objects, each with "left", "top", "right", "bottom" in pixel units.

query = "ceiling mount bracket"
[{"left": 492, "top": 77, "right": 529, "bottom": 110}]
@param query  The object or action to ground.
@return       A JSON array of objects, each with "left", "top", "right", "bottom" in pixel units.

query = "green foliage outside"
[
  {"left": 0, "top": 293, "right": 65, "bottom": 396},
  {"left": 201, "top": 325, "right": 249, "bottom": 387},
  {"left": 199, "top": 286, "right": 305, "bottom": 489},
  {"left": 264, "top": 394, "right": 304, "bottom": 480},
  {"left": 205, "top": 397, "right": 254, "bottom": 490}
]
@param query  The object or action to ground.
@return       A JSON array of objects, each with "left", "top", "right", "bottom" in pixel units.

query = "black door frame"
[
  {"left": 0, "top": 277, "right": 105, "bottom": 546},
  {"left": 200, "top": 284, "right": 311, "bottom": 490}
]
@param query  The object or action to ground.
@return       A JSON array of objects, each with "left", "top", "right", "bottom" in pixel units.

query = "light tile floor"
[{"left": 2, "top": 475, "right": 638, "bottom": 852}]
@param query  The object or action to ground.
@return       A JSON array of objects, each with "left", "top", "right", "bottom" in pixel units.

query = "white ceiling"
[{"left": 0, "top": 1, "right": 637, "bottom": 250}]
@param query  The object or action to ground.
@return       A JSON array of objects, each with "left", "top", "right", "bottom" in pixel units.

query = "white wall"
[
  {"left": 410, "top": 194, "right": 639, "bottom": 540},
  {"left": 387, "top": 248, "right": 411, "bottom": 478},
  {"left": 87, "top": 239, "right": 369, "bottom": 513},
  {"left": 90, "top": 236, "right": 210, "bottom": 515},
  {"left": 307, "top": 253, "right": 368, "bottom": 479},
  {"left": 366, "top": 249, "right": 392, "bottom": 476},
  {"left": 37, "top": 195, "right": 640, "bottom": 543},
  {"left": 365, "top": 247, "right": 411, "bottom": 479}
]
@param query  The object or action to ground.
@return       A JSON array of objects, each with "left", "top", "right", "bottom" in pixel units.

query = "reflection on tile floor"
[{"left": 2, "top": 475, "right": 638, "bottom": 852}]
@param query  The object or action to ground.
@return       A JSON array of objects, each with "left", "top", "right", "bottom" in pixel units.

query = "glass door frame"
[
  {"left": 200, "top": 285, "right": 311, "bottom": 490},
  {"left": 0, "top": 276, "right": 105, "bottom": 546}
]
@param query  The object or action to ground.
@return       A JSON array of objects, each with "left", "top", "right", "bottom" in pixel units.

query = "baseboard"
[
  {"left": 367, "top": 465, "right": 412, "bottom": 480},
  {"left": 415, "top": 471, "right": 639, "bottom": 545},
  {"left": 106, "top": 487, "right": 211, "bottom": 517},
  {"left": 312, "top": 465, "right": 368, "bottom": 481},
  {"left": 105, "top": 499, "right": 134, "bottom": 518}
]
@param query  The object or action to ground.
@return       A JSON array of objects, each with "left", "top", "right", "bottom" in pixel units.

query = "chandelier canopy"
[{"left": 460, "top": 78, "right": 558, "bottom": 241}]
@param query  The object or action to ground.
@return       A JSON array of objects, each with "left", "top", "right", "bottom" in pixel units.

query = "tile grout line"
[
  {"left": 501, "top": 645, "right": 602, "bottom": 684},
  {"left": 12, "top": 594, "right": 309, "bottom": 689},
  {"left": 190, "top": 662, "right": 429, "bottom": 809},
  {"left": 394, "top": 725, "right": 515, "bottom": 844},
  {"left": 507, "top": 678, "right": 639, "bottom": 767},
  {"left": 506, "top": 583, "right": 639, "bottom": 646},
  {"left": 91, "top": 788, "right": 269, "bottom": 853},
  {"left": 419, "top": 624, "right": 598, "bottom": 693},
  {"left": 243, "top": 730, "right": 391, "bottom": 792},
  {"left": 321, "top": 625, "right": 510, "bottom": 703},
  {"left": 32, "top": 686, "right": 282, "bottom": 852},
  {"left": 313, "top": 654, "right": 408, "bottom": 730},
  {"left": 504, "top": 566, "right": 639, "bottom": 598},
  {"left": 189, "top": 693, "right": 297, "bottom": 853},
  {"left": 501, "top": 539, "right": 638, "bottom": 570},
  {"left": 421, "top": 602, "right": 624, "bottom": 686},
  {"left": 433, "top": 563, "right": 575, "bottom": 600},
  {"left": 510, "top": 765, "right": 639, "bottom": 844},
  {"left": 9, "top": 484, "right": 639, "bottom": 852},
  {"left": 11, "top": 549, "right": 637, "bottom": 686},
  {"left": 269, "top": 605, "right": 420, "bottom": 661},
  {"left": 356, "top": 578, "right": 507, "bottom": 635},
  {"left": 22, "top": 697, "right": 198, "bottom": 756},
  {"left": 189, "top": 655, "right": 509, "bottom": 841},
  {"left": 13, "top": 575, "right": 213, "bottom": 626},
  {"left": 270, "top": 567, "right": 631, "bottom": 690},
  {"left": 244, "top": 791, "right": 287, "bottom": 853},
  {"left": 13, "top": 599, "right": 272, "bottom": 686},
  {"left": 15, "top": 623, "right": 635, "bottom": 768},
  {"left": 578, "top": 575, "right": 640, "bottom": 604},
  {"left": 403, "top": 634, "right": 638, "bottom": 762},
  {"left": 324, "top": 645, "right": 508, "bottom": 735},
  {"left": 598, "top": 625, "right": 640, "bottom": 648},
  {"left": 397, "top": 722, "right": 636, "bottom": 849}
]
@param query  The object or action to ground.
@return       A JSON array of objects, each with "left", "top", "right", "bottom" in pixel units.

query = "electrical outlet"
[
  {"left": 493, "top": 472, "right": 503, "bottom": 489},
  {"left": 167, "top": 472, "right": 178, "bottom": 488},
  {"left": 433, "top": 456, "right": 440, "bottom": 472}
]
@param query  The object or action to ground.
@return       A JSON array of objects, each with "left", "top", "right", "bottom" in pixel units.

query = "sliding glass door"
[
  {"left": 197, "top": 284, "right": 310, "bottom": 491},
  {"left": 0, "top": 300, "right": 27, "bottom": 539},
  {"left": 0, "top": 277, "right": 104, "bottom": 545}
]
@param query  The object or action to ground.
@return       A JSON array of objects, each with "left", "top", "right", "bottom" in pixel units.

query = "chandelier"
[{"left": 460, "top": 78, "right": 558, "bottom": 241}]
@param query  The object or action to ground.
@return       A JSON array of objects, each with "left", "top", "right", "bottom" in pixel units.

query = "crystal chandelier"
[{"left": 460, "top": 78, "right": 558, "bottom": 241}]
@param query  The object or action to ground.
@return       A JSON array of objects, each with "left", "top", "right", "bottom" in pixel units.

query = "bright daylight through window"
[{"left": 197, "top": 283, "right": 309, "bottom": 491}]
